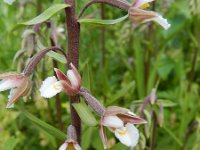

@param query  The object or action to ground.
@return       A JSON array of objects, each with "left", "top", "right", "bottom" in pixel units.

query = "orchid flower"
[
  {"left": 128, "top": 0, "right": 171, "bottom": 30},
  {"left": 59, "top": 125, "right": 81, "bottom": 150},
  {"left": 40, "top": 63, "right": 81, "bottom": 98},
  {"left": 0, "top": 72, "right": 31, "bottom": 108},
  {"left": 100, "top": 106, "right": 146, "bottom": 149}
]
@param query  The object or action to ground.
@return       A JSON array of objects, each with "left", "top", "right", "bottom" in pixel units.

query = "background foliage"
[{"left": 0, "top": 0, "right": 200, "bottom": 150}]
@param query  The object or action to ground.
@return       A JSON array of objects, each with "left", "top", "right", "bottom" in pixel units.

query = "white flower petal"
[
  {"left": 0, "top": 79, "right": 22, "bottom": 92},
  {"left": 59, "top": 143, "right": 68, "bottom": 150},
  {"left": 3, "top": 0, "right": 15, "bottom": 5},
  {"left": 57, "top": 27, "right": 64, "bottom": 33},
  {"left": 74, "top": 143, "right": 82, "bottom": 150},
  {"left": 133, "top": 0, "right": 154, "bottom": 8},
  {"left": 114, "top": 126, "right": 132, "bottom": 147},
  {"left": 144, "top": 15, "right": 171, "bottom": 30},
  {"left": 114, "top": 123, "right": 139, "bottom": 147},
  {"left": 40, "top": 76, "right": 63, "bottom": 98},
  {"left": 6, "top": 88, "right": 16, "bottom": 108},
  {"left": 67, "top": 70, "right": 79, "bottom": 88},
  {"left": 126, "top": 123, "right": 139, "bottom": 147},
  {"left": 102, "top": 115, "right": 124, "bottom": 128}
]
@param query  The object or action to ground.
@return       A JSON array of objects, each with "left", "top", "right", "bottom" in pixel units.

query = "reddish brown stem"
[{"left": 65, "top": 0, "right": 81, "bottom": 144}]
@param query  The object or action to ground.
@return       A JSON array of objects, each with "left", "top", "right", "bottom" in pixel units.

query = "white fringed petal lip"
[
  {"left": 40, "top": 76, "right": 63, "bottom": 98},
  {"left": 114, "top": 123, "right": 139, "bottom": 147},
  {"left": 132, "top": 0, "right": 154, "bottom": 8}
]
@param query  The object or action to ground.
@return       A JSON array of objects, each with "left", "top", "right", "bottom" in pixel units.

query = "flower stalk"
[{"left": 79, "top": 0, "right": 131, "bottom": 18}]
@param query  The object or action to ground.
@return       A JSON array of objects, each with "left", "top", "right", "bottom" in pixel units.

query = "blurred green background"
[{"left": 0, "top": 0, "right": 200, "bottom": 150}]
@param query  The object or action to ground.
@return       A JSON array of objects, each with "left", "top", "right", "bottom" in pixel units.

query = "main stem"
[{"left": 65, "top": 0, "right": 81, "bottom": 144}]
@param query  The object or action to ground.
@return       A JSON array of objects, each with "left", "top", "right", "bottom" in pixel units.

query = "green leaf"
[
  {"left": 78, "top": 14, "right": 128, "bottom": 26},
  {"left": 157, "top": 99, "right": 177, "bottom": 107},
  {"left": 47, "top": 51, "right": 67, "bottom": 64},
  {"left": 163, "top": 126, "right": 183, "bottom": 146},
  {"left": 82, "top": 127, "right": 94, "bottom": 149},
  {"left": 22, "top": 111, "right": 66, "bottom": 140},
  {"left": 73, "top": 102, "right": 98, "bottom": 126},
  {"left": 108, "top": 81, "right": 135, "bottom": 105},
  {"left": 2, "top": 137, "right": 19, "bottom": 150},
  {"left": 21, "top": 4, "right": 70, "bottom": 25},
  {"left": 157, "top": 56, "right": 174, "bottom": 80},
  {"left": 134, "top": 37, "right": 145, "bottom": 98},
  {"left": 132, "top": 99, "right": 177, "bottom": 107},
  {"left": 110, "top": 143, "right": 127, "bottom": 150}
]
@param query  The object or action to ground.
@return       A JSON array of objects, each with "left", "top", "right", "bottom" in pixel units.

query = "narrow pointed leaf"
[
  {"left": 2, "top": 137, "right": 19, "bottom": 150},
  {"left": 73, "top": 102, "right": 98, "bottom": 126},
  {"left": 22, "top": 111, "right": 66, "bottom": 140},
  {"left": 156, "top": 99, "right": 177, "bottom": 107},
  {"left": 78, "top": 14, "right": 128, "bottom": 26},
  {"left": 21, "top": 4, "right": 70, "bottom": 25},
  {"left": 47, "top": 51, "right": 67, "bottom": 64}
]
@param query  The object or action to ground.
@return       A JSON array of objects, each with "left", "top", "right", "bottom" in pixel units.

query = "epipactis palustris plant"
[
  {"left": 40, "top": 65, "right": 147, "bottom": 149},
  {"left": 1, "top": 0, "right": 172, "bottom": 149}
]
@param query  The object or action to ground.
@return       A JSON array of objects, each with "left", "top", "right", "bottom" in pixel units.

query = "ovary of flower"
[{"left": 40, "top": 76, "right": 63, "bottom": 98}]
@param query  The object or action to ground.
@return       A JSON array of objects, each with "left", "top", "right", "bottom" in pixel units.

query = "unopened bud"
[
  {"left": 150, "top": 88, "right": 157, "bottom": 105},
  {"left": 157, "top": 104, "right": 164, "bottom": 127}
]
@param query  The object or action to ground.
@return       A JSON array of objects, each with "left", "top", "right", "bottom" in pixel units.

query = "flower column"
[{"left": 65, "top": 0, "right": 81, "bottom": 144}]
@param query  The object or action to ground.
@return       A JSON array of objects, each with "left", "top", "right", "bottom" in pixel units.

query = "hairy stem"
[
  {"left": 79, "top": 0, "right": 131, "bottom": 18},
  {"left": 65, "top": 0, "right": 81, "bottom": 144}
]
